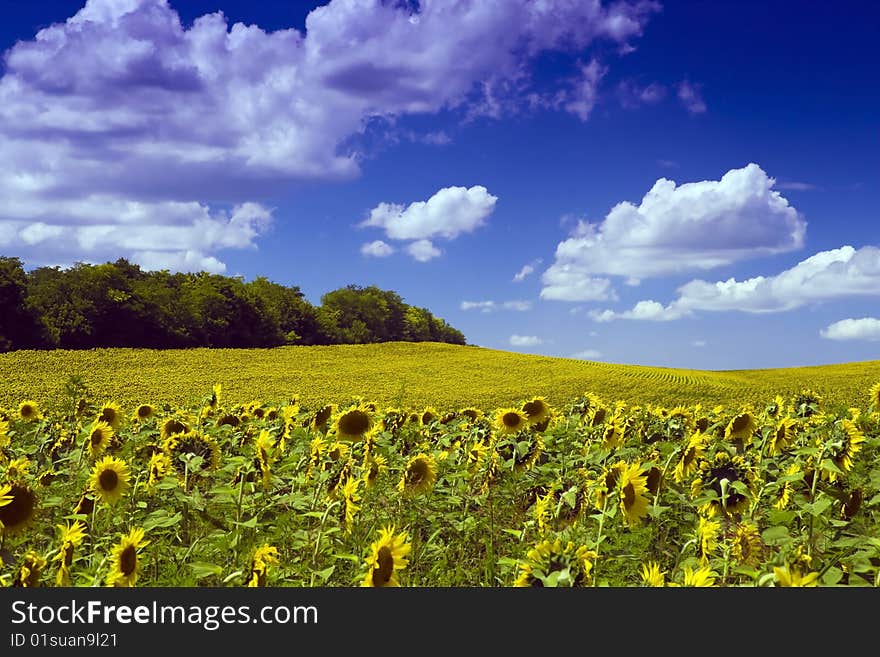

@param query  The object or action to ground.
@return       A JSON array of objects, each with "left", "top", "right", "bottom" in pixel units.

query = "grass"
[{"left": 0, "top": 341, "right": 877, "bottom": 413}]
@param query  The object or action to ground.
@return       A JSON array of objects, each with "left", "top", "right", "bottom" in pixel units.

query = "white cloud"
[
  {"left": 513, "top": 258, "right": 543, "bottom": 282},
  {"left": 510, "top": 335, "right": 543, "bottom": 347},
  {"left": 821, "top": 318, "right": 880, "bottom": 341},
  {"left": 590, "top": 300, "right": 687, "bottom": 322},
  {"left": 540, "top": 163, "right": 806, "bottom": 299},
  {"left": 361, "top": 185, "right": 497, "bottom": 241},
  {"left": 540, "top": 268, "right": 615, "bottom": 302},
  {"left": 406, "top": 239, "right": 441, "bottom": 262},
  {"left": 571, "top": 349, "right": 603, "bottom": 360},
  {"left": 595, "top": 245, "right": 880, "bottom": 321},
  {"left": 677, "top": 80, "right": 707, "bottom": 114},
  {"left": 692, "top": 340, "right": 707, "bottom": 347},
  {"left": 562, "top": 59, "right": 607, "bottom": 121},
  {"left": 461, "top": 300, "right": 532, "bottom": 312},
  {"left": 0, "top": 0, "right": 657, "bottom": 271},
  {"left": 360, "top": 240, "right": 395, "bottom": 258},
  {"left": 776, "top": 181, "right": 818, "bottom": 191}
]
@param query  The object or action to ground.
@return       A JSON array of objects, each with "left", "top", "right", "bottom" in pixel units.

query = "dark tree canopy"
[{"left": 0, "top": 257, "right": 466, "bottom": 352}]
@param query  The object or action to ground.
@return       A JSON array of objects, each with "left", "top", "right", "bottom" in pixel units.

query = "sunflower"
[
  {"left": 773, "top": 564, "right": 819, "bottom": 587},
  {"left": 398, "top": 453, "right": 437, "bottom": 496},
  {"left": 594, "top": 461, "right": 626, "bottom": 510},
  {"left": 310, "top": 404, "right": 336, "bottom": 432},
  {"left": 247, "top": 545, "right": 279, "bottom": 587},
  {"left": 724, "top": 410, "right": 757, "bottom": 443},
  {"left": 89, "top": 456, "right": 131, "bottom": 505},
  {"left": 209, "top": 384, "right": 222, "bottom": 410},
  {"left": 793, "top": 389, "right": 822, "bottom": 419},
  {"left": 765, "top": 394, "right": 786, "bottom": 419},
  {"left": 774, "top": 464, "right": 801, "bottom": 510},
  {"left": 146, "top": 452, "right": 173, "bottom": 489},
  {"left": 380, "top": 408, "right": 407, "bottom": 434},
  {"left": 340, "top": 477, "right": 361, "bottom": 534},
  {"left": 97, "top": 401, "right": 124, "bottom": 431},
  {"left": 53, "top": 520, "right": 87, "bottom": 586},
  {"left": 363, "top": 454, "right": 387, "bottom": 488},
  {"left": 361, "top": 525, "right": 411, "bottom": 587},
  {"left": 106, "top": 527, "right": 149, "bottom": 587},
  {"left": 697, "top": 515, "right": 721, "bottom": 563},
  {"left": 254, "top": 430, "right": 278, "bottom": 488},
  {"left": 0, "top": 482, "right": 37, "bottom": 534},
  {"left": 494, "top": 407, "right": 529, "bottom": 436},
  {"left": 419, "top": 406, "right": 439, "bottom": 426},
  {"left": 0, "top": 419, "right": 9, "bottom": 448},
  {"left": 767, "top": 417, "right": 797, "bottom": 456},
  {"left": 332, "top": 404, "right": 374, "bottom": 441},
  {"left": 165, "top": 430, "right": 222, "bottom": 476},
  {"left": 681, "top": 565, "right": 717, "bottom": 587},
  {"left": 618, "top": 462, "right": 650, "bottom": 526},
  {"left": 133, "top": 404, "right": 154, "bottom": 422},
  {"left": 458, "top": 407, "right": 483, "bottom": 424},
  {"left": 731, "top": 522, "right": 763, "bottom": 566},
  {"left": 521, "top": 397, "right": 551, "bottom": 426},
  {"left": 533, "top": 488, "right": 556, "bottom": 535},
  {"left": 513, "top": 537, "right": 597, "bottom": 587},
  {"left": 4, "top": 456, "right": 31, "bottom": 480},
  {"left": 160, "top": 416, "right": 189, "bottom": 440},
  {"left": 870, "top": 382, "right": 880, "bottom": 411},
  {"left": 640, "top": 561, "right": 666, "bottom": 587},
  {"left": 86, "top": 421, "right": 114, "bottom": 459},
  {"left": 14, "top": 552, "right": 47, "bottom": 587},
  {"left": 72, "top": 493, "right": 94, "bottom": 517},
  {"left": 601, "top": 415, "right": 625, "bottom": 449},
  {"left": 692, "top": 452, "right": 754, "bottom": 515},
  {"left": 822, "top": 419, "right": 865, "bottom": 482},
  {"left": 18, "top": 400, "right": 41, "bottom": 422}
]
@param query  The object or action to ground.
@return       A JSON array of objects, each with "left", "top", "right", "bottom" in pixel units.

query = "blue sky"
[{"left": 0, "top": 0, "right": 878, "bottom": 369}]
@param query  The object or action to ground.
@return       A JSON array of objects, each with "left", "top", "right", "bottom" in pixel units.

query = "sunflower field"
[{"left": 2, "top": 379, "right": 880, "bottom": 588}]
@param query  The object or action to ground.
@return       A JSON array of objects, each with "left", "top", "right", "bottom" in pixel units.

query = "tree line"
[{"left": 0, "top": 257, "right": 466, "bottom": 351}]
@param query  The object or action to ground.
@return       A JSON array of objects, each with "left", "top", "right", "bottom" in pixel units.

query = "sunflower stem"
[{"left": 592, "top": 495, "right": 609, "bottom": 586}]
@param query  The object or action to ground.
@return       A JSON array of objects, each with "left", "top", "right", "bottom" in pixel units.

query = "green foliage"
[{"left": 4, "top": 259, "right": 464, "bottom": 350}]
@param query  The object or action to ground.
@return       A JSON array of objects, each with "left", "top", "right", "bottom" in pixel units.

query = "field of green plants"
[{"left": 2, "top": 350, "right": 879, "bottom": 587}]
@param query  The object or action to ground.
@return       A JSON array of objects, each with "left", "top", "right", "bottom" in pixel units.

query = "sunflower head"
[
  {"left": 793, "top": 389, "right": 822, "bottom": 419},
  {"left": 521, "top": 397, "right": 551, "bottom": 425},
  {"left": 97, "top": 402, "right": 124, "bottom": 430},
  {"left": 165, "top": 430, "right": 222, "bottom": 475},
  {"left": 514, "top": 537, "right": 597, "bottom": 587},
  {"left": 14, "top": 551, "right": 47, "bottom": 587},
  {"left": 247, "top": 544, "right": 279, "bottom": 587},
  {"left": 361, "top": 525, "right": 411, "bottom": 587},
  {"left": 640, "top": 561, "right": 666, "bottom": 587},
  {"left": 363, "top": 454, "right": 387, "bottom": 488},
  {"left": 398, "top": 453, "right": 438, "bottom": 497},
  {"left": 134, "top": 404, "right": 154, "bottom": 422},
  {"left": 493, "top": 407, "right": 529, "bottom": 436},
  {"left": 86, "top": 420, "right": 114, "bottom": 459},
  {"left": 107, "top": 527, "right": 149, "bottom": 587},
  {"left": 332, "top": 404, "right": 374, "bottom": 441},
  {"left": 89, "top": 456, "right": 131, "bottom": 505},
  {"left": 160, "top": 416, "right": 189, "bottom": 440},
  {"left": 618, "top": 462, "right": 650, "bottom": 526},
  {"left": 767, "top": 417, "right": 798, "bottom": 456},
  {"left": 724, "top": 410, "right": 758, "bottom": 443},
  {"left": 18, "top": 400, "right": 41, "bottom": 422},
  {"left": 0, "top": 481, "right": 37, "bottom": 535},
  {"left": 310, "top": 404, "right": 336, "bottom": 432}
]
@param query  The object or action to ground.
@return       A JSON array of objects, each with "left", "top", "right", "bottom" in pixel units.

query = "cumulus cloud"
[
  {"left": 461, "top": 300, "right": 532, "bottom": 312},
  {"left": 362, "top": 186, "right": 497, "bottom": 241},
  {"left": 590, "top": 300, "right": 687, "bottom": 322},
  {"left": 562, "top": 59, "right": 607, "bottom": 121},
  {"left": 677, "top": 80, "right": 707, "bottom": 114},
  {"left": 513, "top": 259, "right": 542, "bottom": 282},
  {"left": 821, "top": 318, "right": 880, "bottom": 341},
  {"left": 540, "top": 163, "right": 806, "bottom": 300},
  {"left": 406, "top": 239, "right": 441, "bottom": 262},
  {"left": 510, "top": 335, "right": 543, "bottom": 347},
  {"left": 360, "top": 240, "right": 394, "bottom": 258},
  {"left": 592, "top": 245, "right": 880, "bottom": 321},
  {"left": 0, "top": 0, "right": 658, "bottom": 271}
]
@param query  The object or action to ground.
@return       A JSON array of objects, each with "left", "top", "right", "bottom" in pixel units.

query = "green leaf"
[
  {"left": 234, "top": 516, "right": 259, "bottom": 528},
  {"left": 821, "top": 567, "right": 844, "bottom": 586},
  {"left": 188, "top": 562, "right": 224, "bottom": 579},
  {"left": 804, "top": 496, "right": 833, "bottom": 517},
  {"left": 761, "top": 525, "right": 790, "bottom": 544},
  {"left": 142, "top": 510, "right": 183, "bottom": 531}
]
